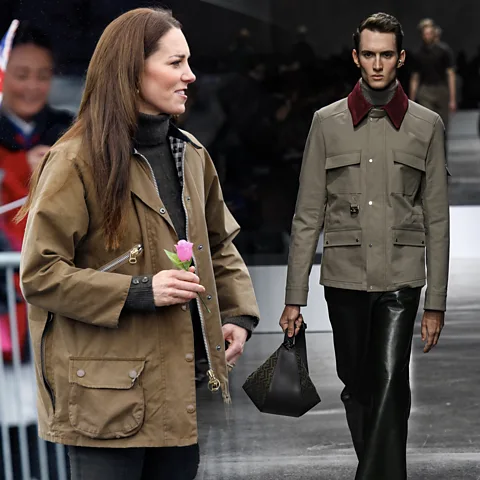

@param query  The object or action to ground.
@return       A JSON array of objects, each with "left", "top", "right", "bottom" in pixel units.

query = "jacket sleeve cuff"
[
  {"left": 222, "top": 315, "right": 259, "bottom": 341},
  {"left": 285, "top": 288, "right": 308, "bottom": 306},
  {"left": 123, "top": 275, "right": 156, "bottom": 312},
  {"left": 424, "top": 291, "right": 447, "bottom": 312}
]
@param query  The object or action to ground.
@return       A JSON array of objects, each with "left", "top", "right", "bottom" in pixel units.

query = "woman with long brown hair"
[{"left": 18, "top": 8, "right": 259, "bottom": 479}]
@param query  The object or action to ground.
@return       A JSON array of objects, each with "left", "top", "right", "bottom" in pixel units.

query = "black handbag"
[{"left": 242, "top": 323, "right": 321, "bottom": 417}]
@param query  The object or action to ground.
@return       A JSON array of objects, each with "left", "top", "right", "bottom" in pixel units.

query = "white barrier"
[{"left": 0, "top": 253, "right": 68, "bottom": 480}]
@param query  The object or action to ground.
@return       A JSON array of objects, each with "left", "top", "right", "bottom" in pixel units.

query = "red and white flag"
[{"left": 0, "top": 20, "right": 20, "bottom": 106}]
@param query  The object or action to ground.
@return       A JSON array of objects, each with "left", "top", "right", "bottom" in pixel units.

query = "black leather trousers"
[{"left": 324, "top": 287, "right": 421, "bottom": 480}]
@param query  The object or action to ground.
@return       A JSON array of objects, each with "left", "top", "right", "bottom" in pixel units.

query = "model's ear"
[
  {"left": 397, "top": 50, "right": 406, "bottom": 68},
  {"left": 352, "top": 49, "right": 360, "bottom": 68}
]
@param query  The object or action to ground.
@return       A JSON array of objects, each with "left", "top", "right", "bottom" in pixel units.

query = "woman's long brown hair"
[{"left": 17, "top": 8, "right": 181, "bottom": 250}]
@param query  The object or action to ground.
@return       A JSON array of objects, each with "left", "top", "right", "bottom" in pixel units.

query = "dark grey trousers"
[{"left": 68, "top": 444, "right": 199, "bottom": 480}]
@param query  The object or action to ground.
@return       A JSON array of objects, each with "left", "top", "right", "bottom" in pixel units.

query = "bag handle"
[{"left": 283, "top": 322, "right": 309, "bottom": 372}]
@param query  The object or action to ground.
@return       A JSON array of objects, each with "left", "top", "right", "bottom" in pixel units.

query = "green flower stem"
[{"left": 198, "top": 294, "right": 211, "bottom": 314}]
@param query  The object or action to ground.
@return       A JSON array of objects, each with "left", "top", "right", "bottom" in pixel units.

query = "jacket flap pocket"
[
  {"left": 325, "top": 152, "right": 361, "bottom": 170},
  {"left": 393, "top": 229, "right": 425, "bottom": 246},
  {"left": 324, "top": 229, "right": 362, "bottom": 247},
  {"left": 69, "top": 358, "right": 146, "bottom": 389},
  {"left": 393, "top": 151, "right": 425, "bottom": 172}
]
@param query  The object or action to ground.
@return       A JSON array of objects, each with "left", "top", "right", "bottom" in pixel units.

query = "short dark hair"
[
  {"left": 353, "top": 13, "right": 404, "bottom": 54},
  {"left": 11, "top": 22, "right": 53, "bottom": 54}
]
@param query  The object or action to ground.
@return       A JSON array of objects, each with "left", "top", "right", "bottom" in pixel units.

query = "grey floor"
[{"left": 196, "top": 112, "right": 480, "bottom": 480}]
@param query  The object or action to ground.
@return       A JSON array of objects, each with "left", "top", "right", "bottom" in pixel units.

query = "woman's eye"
[{"left": 171, "top": 61, "right": 181, "bottom": 67}]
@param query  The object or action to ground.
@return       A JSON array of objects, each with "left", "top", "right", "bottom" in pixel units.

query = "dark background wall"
[{"left": 2, "top": 0, "right": 479, "bottom": 75}]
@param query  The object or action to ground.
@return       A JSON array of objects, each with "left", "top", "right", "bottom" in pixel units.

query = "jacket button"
[
  {"left": 198, "top": 245, "right": 203, "bottom": 250},
  {"left": 207, "top": 295, "right": 212, "bottom": 300},
  {"left": 326, "top": 241, "right": 329, "bottom": 245},
  {"left": 356, "top": 239, "right": 359, "bottom": 243},
  {"left": 186, "top": 197, "right": 191, "bottom": 201},
  {"left": 76, "top": 369, "right": 85, "bottom": 378},
  {"left": 160, "top": 208, "right": 166, "bottom": 214},
  {"left": 181, "top": 304, "right": 188, "bottom": 311},
  {"left": 368, "top": 201, "right": 373, "bottom": 206},
  {"left": 129, "top": 370, "right": 137, "bottom": 379},
  {"left": 369, "top": 243, "right": 373, "bottom": 247},
  {"left": 186, "top": 404, "right": 196, "bottom": 414},
  {"left": 216, "top": 345, "right": 222, "bottom": 351},
  {"left": 369, "top": 158, "right": 373, "bottom": 163},
  {"left": 141, "top": 276, "right": 149, "bottom": 283},
  {"left": 185, "top": 353, "right": 194, "bottom": 362},
  {"left": 132, "top": 278, "right": 140, "bottom": 285}
]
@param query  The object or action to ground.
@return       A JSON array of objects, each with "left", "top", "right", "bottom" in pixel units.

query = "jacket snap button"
[
  {"left": 369, "top": 244, "right": 373, "bottom": 247},
  {"left": 186, "top": 404, "right": 196, "bottom": 414},
  {"left": 76, "top": 369, "right": 85, "bottom": 378},
  {"left": 185, "top": 353, "right": 194, "bottom": 362},
  {"left": 207, "top": 295, "right": 212, "bottom": 300},
  {"left": 132, "top": 278, "right": 140, "bottom": 285},
  {"left": 141, "top": 277, "right": 149, "bottom": 283},
  {"left": 216, "top": 345, "right": 222, "bottom": 351},
  {"left": 181, "top": 304, "right": 188, "bottom": 311},
  {"left": 160, "top": 208, "right": 166, "bottom": 214},
  {"left": 198, "top": 245, "right": 203, "bottom": 250},
  {"left": 129, "top": 370, "right": 137, "bottom": 379},
  {"left": 186, "top": 197, "right": 191, "bottom": 201}
]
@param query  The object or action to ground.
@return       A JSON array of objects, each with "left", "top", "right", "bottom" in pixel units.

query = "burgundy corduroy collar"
[{"left": 347, "top": 80, "right": 409, "bottom": 129}]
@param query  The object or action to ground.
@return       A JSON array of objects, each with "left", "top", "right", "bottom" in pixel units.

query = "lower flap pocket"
[
  {"left": 68, "top": 358, "right": 146, "bottom": 439},
  {"left": 324, "top": 229, "right": 362, "bottom": 247},
  {"left": 393, "top": 229, "right": 425, "bottom": 246}
]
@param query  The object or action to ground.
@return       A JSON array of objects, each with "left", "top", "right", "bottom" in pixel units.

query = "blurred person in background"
[
  {"left": 409, "top": 18, "right": 456, "bottom": 133},
  {"left": 281, "top": 13, "right": 449, "bottom": 480},
  {"left": 18, "top": 7, "right": 259, "bottom": 480},
  {"left": 0, "top": 22, "right": 72, "bottom": 251}
]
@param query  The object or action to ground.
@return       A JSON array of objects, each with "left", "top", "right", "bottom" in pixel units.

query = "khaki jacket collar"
[{"left": 348, "top": 80, "right": 409, "bottom": 129}]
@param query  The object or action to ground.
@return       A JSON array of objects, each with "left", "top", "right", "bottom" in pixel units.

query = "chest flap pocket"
[
  {"left": 391, "top": 150, "right": 425, "bottom": 195},
  {"left": 325, "top": 152, "right": 362, "bottom": 194}
]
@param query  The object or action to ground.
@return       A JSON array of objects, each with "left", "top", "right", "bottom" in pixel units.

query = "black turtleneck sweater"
[
  {"left": 123, "top": 113, "right": 257, "bottom": 339},
  {"left": 135, "top": 113, "right": 186, "bottom": 240}
]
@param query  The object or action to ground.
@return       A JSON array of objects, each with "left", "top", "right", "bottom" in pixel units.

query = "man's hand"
[
  {"left": 222, "top": 324, "right": 248, "bottom": 367},
  {"left": 279, "top": 305, "right": 303, "bottom": 337},
  {"left": 449, "top": 99, "right": 457, "bottom": 113},
  {"left": 421, "top": 310, "right": 445, "bottom": 353}
]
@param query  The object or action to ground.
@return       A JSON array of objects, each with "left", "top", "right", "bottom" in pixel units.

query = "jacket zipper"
[
  {"left": 40, "top": 244, "right": 144, "bottom": 412},
  {"left": 40, "top": 312, "right": 55, "bottom": 411},
  {"left": 98, "top": 244, "right": 144, "bottom": 272},
  {"left": 134, "top": 149, "right": 221, "bottom": 393}
]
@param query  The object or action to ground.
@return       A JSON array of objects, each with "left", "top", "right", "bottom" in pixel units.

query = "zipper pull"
[
  {"left": 129, "top": 245, "right": 142, "bottom": 264},
  {"left": 207, "top": 369, "right": 221, "bottom": 392}
]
